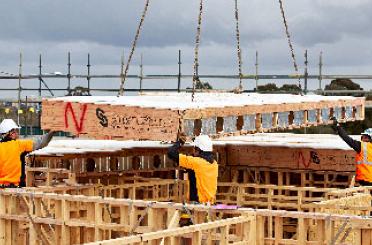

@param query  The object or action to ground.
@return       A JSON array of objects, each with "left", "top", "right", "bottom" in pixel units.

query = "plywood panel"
[{"left": 226, "top": 145, "right": 355, "bottom": 171}]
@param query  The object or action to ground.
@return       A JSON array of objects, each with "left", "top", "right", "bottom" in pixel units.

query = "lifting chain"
[
  {"left": 234, "top": 0, "right": 243, "bottom": 91},
  {"left": 192, "top": 0, "right": 204, "bottom": 102},
  {"left": 118, "top": 0, "right": 151, "bottom": 96},
  {"left": 278, "top": 0, "right": 302, "bottom": 91}
]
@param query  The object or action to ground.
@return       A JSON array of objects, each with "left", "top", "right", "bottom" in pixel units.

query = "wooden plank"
[
  {"left": 256, "top": 216, "right": 265, "bottom": 245},
  {"left": 297, "top": 218, "right": 306, "bottom": 244},
  {"left": 220, "top": 225, "right": 230, "bottom": 245},
  {"left": 274, "top": 216, "right": 283, "bottom": 245},
  {"left": 361, "top": 229, "right": 372, "bottom": 245},
  {"left": 160, "top": 211, "right": 180, "bottom": 245},
  {"left": 192, "top": 231, "right": 202, "bottom": 244},
  {"left": 0, "top": 195, "right": 5, "bottom": 245}
]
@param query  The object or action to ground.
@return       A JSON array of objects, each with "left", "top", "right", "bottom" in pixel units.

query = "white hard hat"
[
  {"left": 0, "top": 119, "right": 20, "bottom": 134},
  {"left": 193, "top": 135, "right": 213, "bottom": 152},
  {"left": 361, "top": 128, "right": 372, "bottom": 138}
]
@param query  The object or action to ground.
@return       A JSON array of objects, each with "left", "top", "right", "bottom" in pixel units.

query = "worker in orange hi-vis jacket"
[
  {"left": 168, "top": 133, "right": 218, "bottom": 204},
  {"left": 331, "top": 116, "right": 372, "bottom": 186},
  {"left": 0, "top": 119, "right": 55, "bottom": 188}
]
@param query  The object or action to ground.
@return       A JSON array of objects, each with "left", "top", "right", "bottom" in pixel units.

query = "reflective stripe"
[{"left": 361, "top": 143, "right": 372, "bottom": 165}]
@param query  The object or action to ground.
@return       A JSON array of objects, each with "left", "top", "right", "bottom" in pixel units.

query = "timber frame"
[
  {"left": 2, "top": 187, "right": 372, "bottom": 244},
  {"left": 41, "top": 94, "right": 365, "bottom": 141}
]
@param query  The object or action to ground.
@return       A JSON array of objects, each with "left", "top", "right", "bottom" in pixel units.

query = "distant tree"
[
  {"left": 280, "top": 84, "right": 302, "bottom": 93},
  {"left": 324, "top": 78, "right": 363, "bottom": 96},
  {"left": 67, "top": 86, "right": 91, "bottom": 96},
  {"left": 186, "top": 80, "right": 213, "bottom": 90},
  {"left": 195, "top": 80, "right": 213, "bottom": 90},
  {"left": 365, "top": 94, "right": 372, "bottom": 101},
  {"left": 325, "top": 78, "right": 362, "bottom": 90},
  {"left": 257, "top": 83, "right": 278, "bottom": 92}
]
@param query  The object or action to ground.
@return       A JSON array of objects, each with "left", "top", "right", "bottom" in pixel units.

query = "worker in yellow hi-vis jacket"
[{"left": 168, "top": 134, "right": 218, "bottom": 204}]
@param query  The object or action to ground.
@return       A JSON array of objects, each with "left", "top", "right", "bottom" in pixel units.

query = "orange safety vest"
[
  {"left": 179, "top": 154, "right": 218, "bottom": 204},
  {"left": 355, "top": 142, "right": 372, "bottom": 182},
  {"left": 0, "top": 139, "right": 33, "bottom": 185}
]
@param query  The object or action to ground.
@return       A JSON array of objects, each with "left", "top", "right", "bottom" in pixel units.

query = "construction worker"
[
  {"left": 331, "top": 117, "right": 372, "bottom": 185},
  {"left": 168, "top": 134, "right": 218, "bottom": 204},
  {"left": 0, "top": 119, "right": 54, "bottom": 188}
]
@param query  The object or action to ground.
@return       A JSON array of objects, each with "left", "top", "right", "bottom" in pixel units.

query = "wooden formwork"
[
  {"left": 311, "top": 193, "right": 372, "bottom": 244},
  {"left": 215, "top": 183, "right": 368, "bottom": 212},
  {"left": 32, "top": 181, "right": 366, "bottom": 213},
  {"left": 0, "top": 189, "right": 251, "bottom": 244},
  {"left": 85, "top": 215, "right": 256, "bottom": 245},
  {"left": 26, "top": 166, "right": 179, "bottom": 187},
  {"left": 25, "top": 143, "right": 184, "bottom": 187},
  {"left": 309, "top": 186, "right": 372, "bottom": 215},
  {"left": 25, "top": 143, "right": 198, "bottom": 187},
  {"left": 41, "top": 93, "right": 365, "bottom": 141},
  {"left": 26, "top": 137, "right": 357, "bottom": 188},
  {"left": 221, "top": 166, "right": 355, "bottom": 188},
  {"left": 26, "top": 179, "right": 188, "bottom": 203},
  {"left": 26, "top": 163, "right": 355, "bottom": 189},
  {"left": 2, "top": 189, "right": 372, "bottom": 245},
  {"left": 223, "top": 143, "right": 356, "bottom": 172},
  {"left": 85, "top": 210, "right": 372, "bottom": 245},
  {"left": 314, "top": 193, "right": 372, "bottom": 216}
]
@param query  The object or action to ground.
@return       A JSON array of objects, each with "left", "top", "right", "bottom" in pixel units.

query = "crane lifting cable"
[
  {"left": 277, "top": 0, "right": 302, "bottom": 91},
  {"left": 192, "top": 0, "right": 204, "bottom": 102},
  {"left": 118, "top": 0, "right": 150, "bottom": 96},
  {"left": 234, "top": 0, "right": 243, "bottom": 91}
]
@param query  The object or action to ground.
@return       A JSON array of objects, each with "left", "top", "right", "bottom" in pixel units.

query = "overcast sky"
[{"left": 1, "top": 0, "right": 372, "bottom": 97}]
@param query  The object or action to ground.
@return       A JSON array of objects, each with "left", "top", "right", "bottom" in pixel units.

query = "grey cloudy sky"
[{"left": 1, "top": 0, "right": 372, "bottom": 96}]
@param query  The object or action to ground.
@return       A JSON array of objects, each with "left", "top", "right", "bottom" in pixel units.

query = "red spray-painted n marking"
[
  {"left": 64, "top": 102, "right": 88, "bottom": 134},
  {"left": 297, "top": 151, "right": 310, "bottom": 169}
]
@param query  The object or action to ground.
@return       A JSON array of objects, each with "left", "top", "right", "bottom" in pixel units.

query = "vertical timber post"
[
  {"left": 216, "top": 117, "right": 224, "bottom": 134},
  {"left": 193, "top": 119, "right": 202, "bottom": 136},
  {"left": 237, "top": 115, "right": 244, "bottom": 131},
  {"left": 317, "top": 108, "right": 322, "bottom": 125},
  {"left": 288, "top": 111, "right": 294, "bottom": 127},
  {"left": 255, "top": 113, "right": 262, "bottom": 132}
]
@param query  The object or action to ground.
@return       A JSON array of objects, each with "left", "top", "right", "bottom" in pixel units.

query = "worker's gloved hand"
[
  {"left": 177, "top": 132, "right": 187, "bottom": 145},
  {"left": 330, "top": 116, "right": 339, "bottom": 131},
  {"left": 330, "top": 116, "right": 338, "bottom": 125}
]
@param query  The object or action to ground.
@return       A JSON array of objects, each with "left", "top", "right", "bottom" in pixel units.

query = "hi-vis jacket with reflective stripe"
[{"left": 355, "top": 142, "right": 372, "bottom": 182}]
